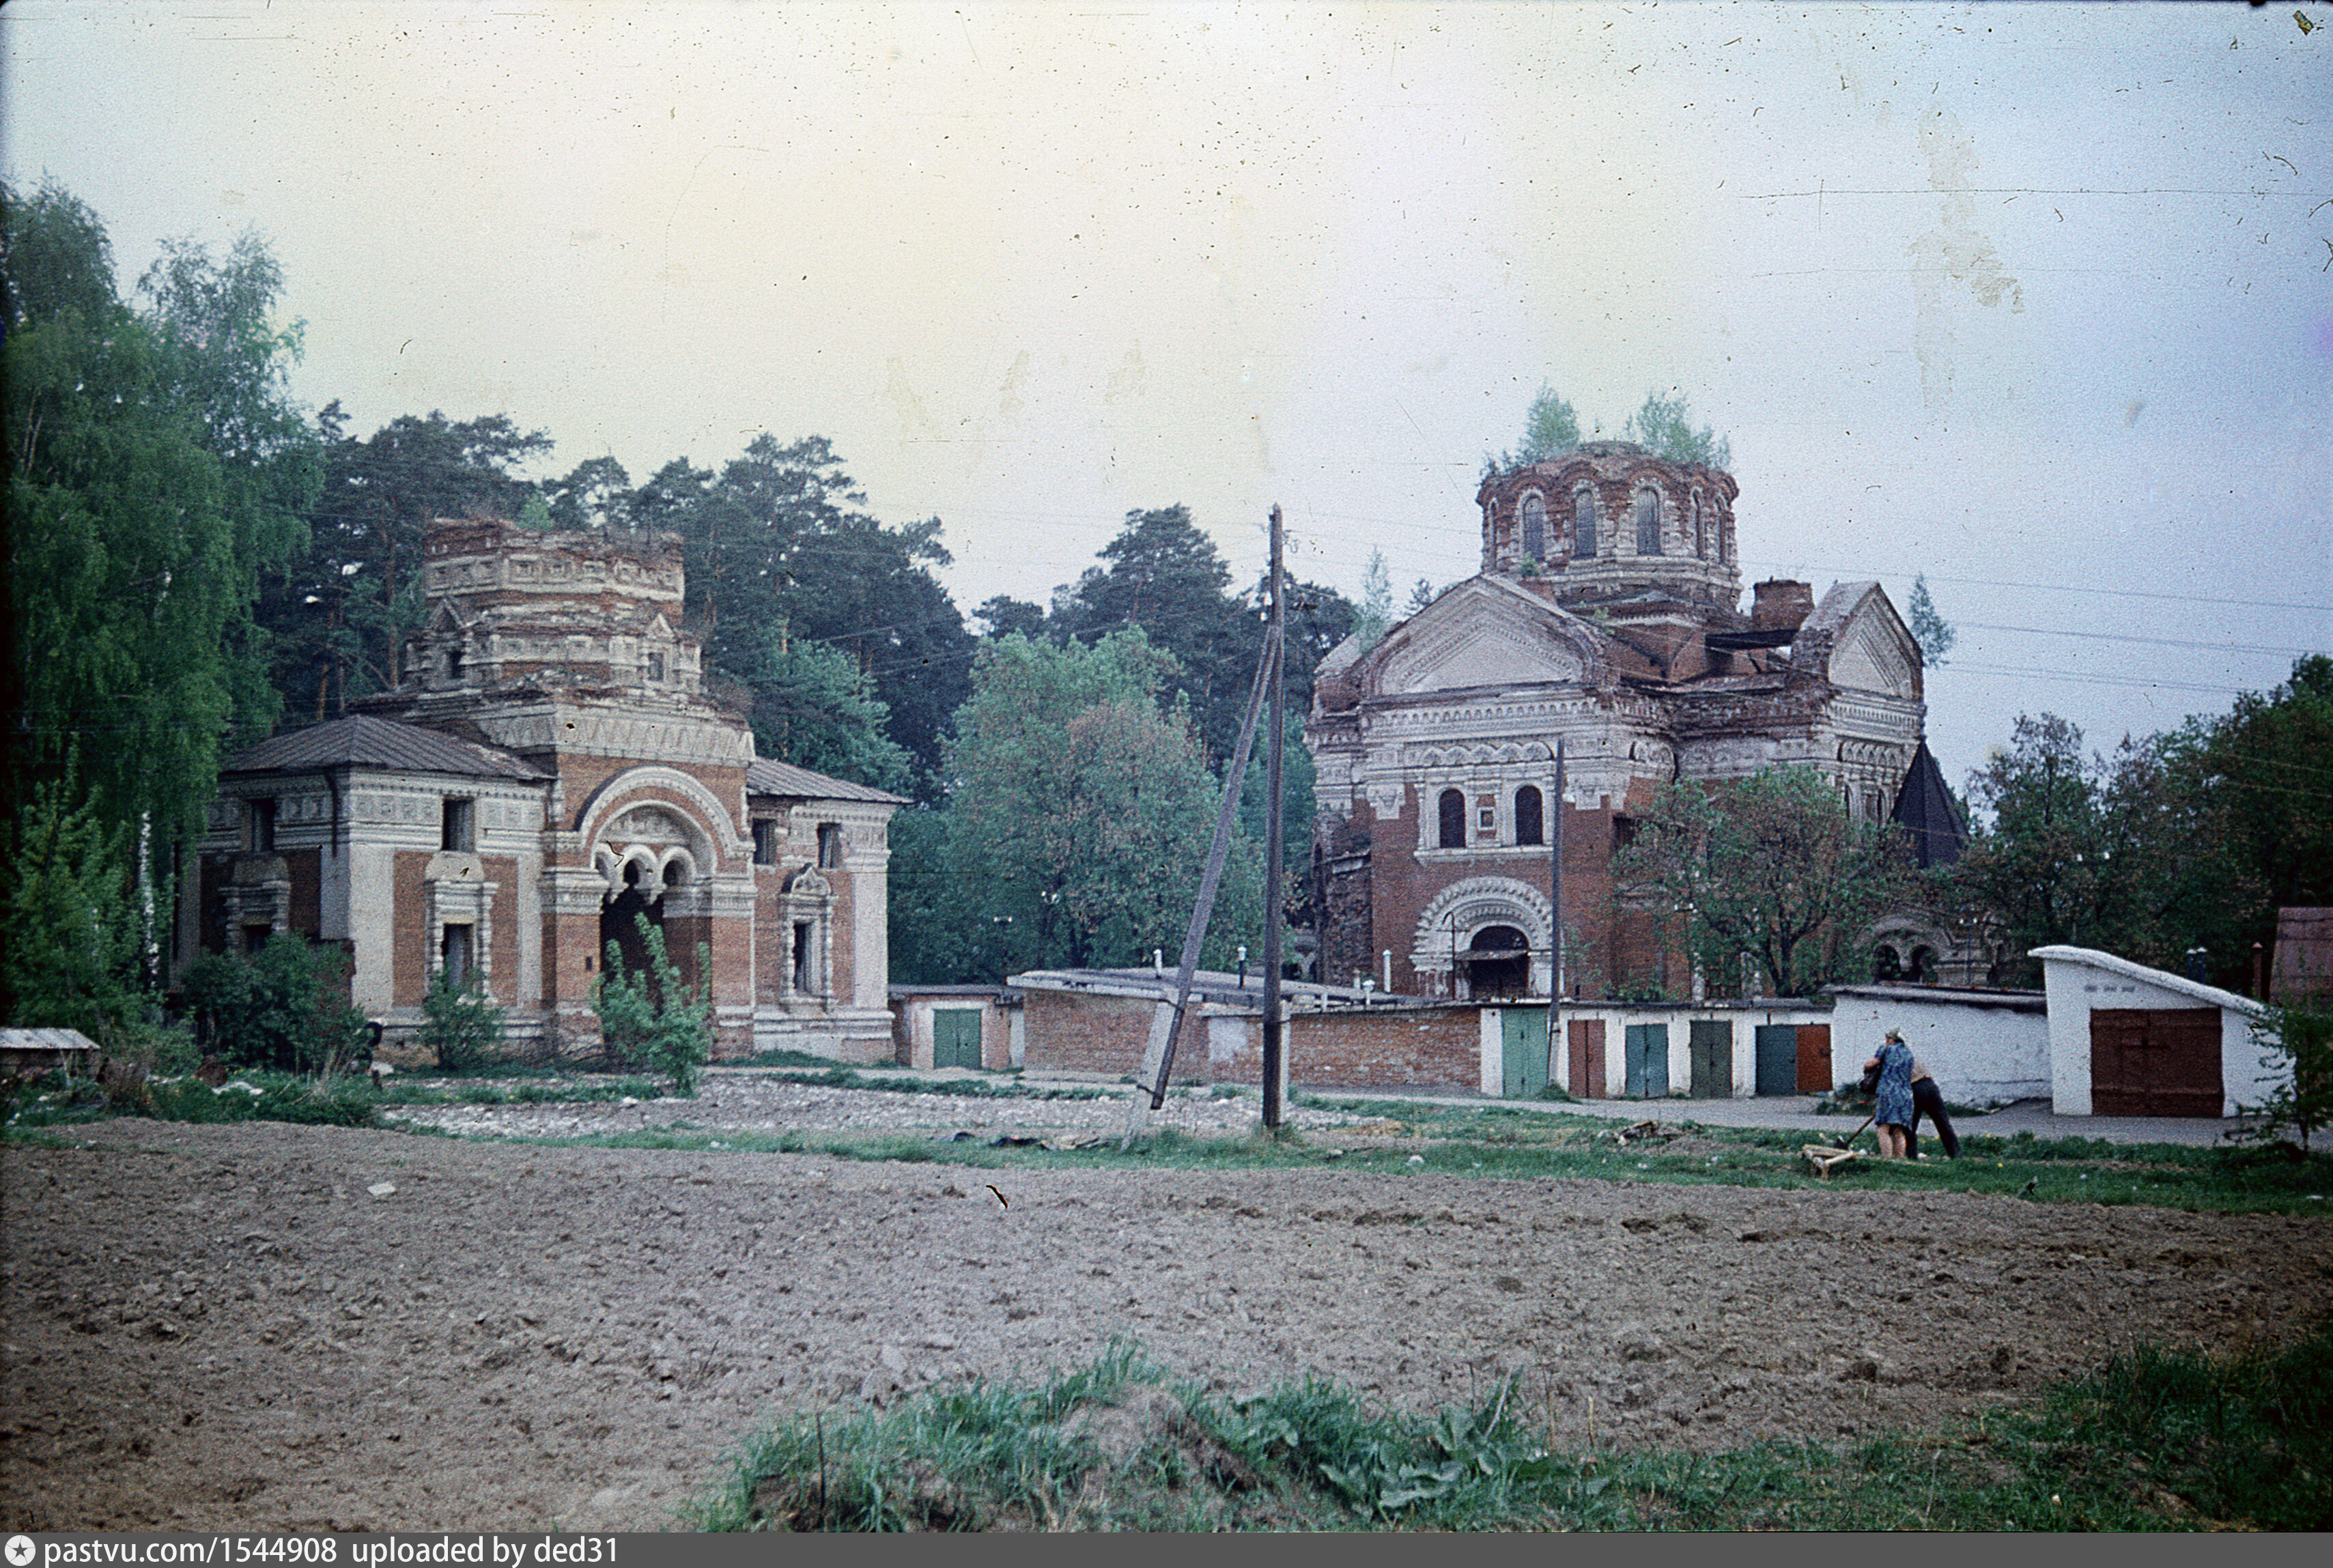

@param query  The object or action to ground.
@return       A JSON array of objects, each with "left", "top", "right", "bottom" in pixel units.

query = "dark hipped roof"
[
  {"left": 746, "top": 756, "right": 909, "bottom": 806},
  {"left": 1890, "top": 739, "right": 1967, "bottom": 868},
  {"left": 221, "top": 715, "right": 547, "bottom": 781}
]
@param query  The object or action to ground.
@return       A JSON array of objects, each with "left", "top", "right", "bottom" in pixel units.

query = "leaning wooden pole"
[
  {"left": 1121, "top": 615, "right": 1279, "bottom": 1148},
  {"left": 1261, "top": 504, "right": 1288, "bottom": 1130},
  {"left": 1545, "top": 737, "right": 1566, "bottom": 1092}
]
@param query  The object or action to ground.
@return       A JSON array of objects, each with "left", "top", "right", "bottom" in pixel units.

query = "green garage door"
[
  {"left": 1624, "top": 1023, "right": 1669, "bottom": 1098},
  {"left": 1692, "top": 1019, "right": 1735, "bottom": 1097},
  {"left": 1753, "top": 1024, "right": 1798, "bottom": 1096},
  {"left": 933, "top": 1008, "right": 983, "bottom": 1070},
  {"left": 1500, "top": 1006, "right": 1550, "bottom": 1098}
]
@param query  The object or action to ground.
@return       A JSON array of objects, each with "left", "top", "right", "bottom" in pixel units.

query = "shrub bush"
[
  {"left": 417, "top": 969, "right": 505, "bottom": 1070},
  {"left": 2231, "top": 1003, "right": 2333, "bottom": 1153},
  {"left": 593, "top": 915, "right": 710, "bottom": 1096},
  {"left": 179, "top": 939, "right": 369, "bottom": 1073}
]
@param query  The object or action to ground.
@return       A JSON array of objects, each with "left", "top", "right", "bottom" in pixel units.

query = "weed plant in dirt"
[{"left": 690, "top": 1324, "right": 2333, "bottom": 1532}]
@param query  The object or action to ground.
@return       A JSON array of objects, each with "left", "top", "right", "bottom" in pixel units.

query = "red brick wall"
[
  {"left": 286, "top": 849, "right": 321, "bottom": 939},
  {"left": 1022, "top": 990, "right": 1153, "bottom": 1077},
  {"left": 484, "top": 855, "right": 520, "bottom": 1004},
  {"left": 1289, "top": 1006, "right": 1480, "bottom": 1089},
  {"left": 1023, "top": 990, "right": 1240, "bottom": 1081},
  {"left": 390, "top": 851, "right": 431, "bottom": 1008}
]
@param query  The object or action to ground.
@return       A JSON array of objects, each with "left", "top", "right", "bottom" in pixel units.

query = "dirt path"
[{"left": 3, "top": 1092, "right": 2327, "bottom": 1532}]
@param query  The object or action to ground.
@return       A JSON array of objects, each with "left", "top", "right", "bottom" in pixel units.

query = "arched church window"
[
  {"left": 1691, "top": 489, "right": 1708, "bottom": 558},
  {"left": 1515, "top": 784, "right": 1544, "bottom": 846},
  {"left": 1572, "top": 485, "right": 1600, "bottom": 558},
  {"left": 1518, "top": 493, "right": 1546, "bottom": 567},
  {"left": 1437, "top": 788, "right": 1466, "bottom": 850},
  {"left": 1634, "top": 487, "right": 1662, "bottom": 555}
]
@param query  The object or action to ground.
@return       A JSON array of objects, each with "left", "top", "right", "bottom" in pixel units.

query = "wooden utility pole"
[
  {"left": 1546, "top": 738, "right": 1566, "bottom": 1088},
  {"left": 1121, "top": 613, "right": 1279, "bottom": 1147},
  {"left": 1262, "top": 504, "right": 1287, "bottom": 1129}
]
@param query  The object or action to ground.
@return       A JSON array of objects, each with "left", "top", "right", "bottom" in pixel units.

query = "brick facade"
[
  {"left": 1308, "top": 441, "right": 1937, "bottom": 1006},
  {"left": 1286, "top": 1004, "right": 1481, "bottom": 1088},
  {"left": 184, "top": 518, "right": 903, "bottom": 1064}
]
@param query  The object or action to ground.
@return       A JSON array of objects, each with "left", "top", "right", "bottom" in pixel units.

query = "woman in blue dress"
[{"left": 1865, "top": 1028, "right": 1917, "bottom": 1159}]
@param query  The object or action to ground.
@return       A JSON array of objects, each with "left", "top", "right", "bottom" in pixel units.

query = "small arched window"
[
  {"left": 1518, "top": 493, "right": 1546, "bottom": 567},
  {"left": 1634, "top": 488, "right": 1662, "bottom": 555},
  {"left": 1437, "top": 788, "right": 1467, "bottom": 850},
  {"left": 1572, "top": 485, "right": 1600, "bottom": 558},
  {"left": 1514, "top": 784, "right": 1544, "bottom": 846},
  {"left": 1691, "top": 489, "right": 1708, "bottom": 559}
]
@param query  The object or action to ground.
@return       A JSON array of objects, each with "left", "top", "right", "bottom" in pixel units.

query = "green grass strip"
[{"left": 688, "top": 1322, "right": 2333, "bottom": 1532}]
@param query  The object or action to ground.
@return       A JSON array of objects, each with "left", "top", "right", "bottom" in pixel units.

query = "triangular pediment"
[
  {"left": 1822, "top": 588, "right": 1919, "bottom": 698},
  {"left": 1369, "top": 577, "right": 1594, "bottom": 696}
]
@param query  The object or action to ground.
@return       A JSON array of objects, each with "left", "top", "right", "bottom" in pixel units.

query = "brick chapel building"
[
  {"left": 1305, "top": 440, "right": 1968, "bottom": 1002},
  {"left": 179, "top": 517, "right": 904, "bottom": 1061}
]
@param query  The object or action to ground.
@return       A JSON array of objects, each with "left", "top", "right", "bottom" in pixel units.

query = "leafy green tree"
[
  {"left": 1946, "top": 713, "right": 2255, "bottom": 985},
  {"left": 1351, "top": 550, "right": 1394, "bottom": 653},
  {"left": 631, "top": 434, "right": 970, "bottom": 797},
  {"left": 1908, "top": 574, "right": 1956, "bottom": 669},
  {"left": 2194, "top": 655, "right": 2333, "bottom": 939},
  {"left": 1282, "top": 575, "right": 1361, "bottom": 683},
  {"left": 885, "top": 806, "right": 982, "bottom": 985},
  {"left": 3, "top": 184, "right": 320, "bottom": 1030},
  {"left": 939, "top": 631, "right": 1263, "bottom": 976},
  {"left": 973, "top": 595, "right": 1048, "bottom": 640},
  {"left": 1522, "top": 386, "right": 1583, "bottom": 461},
  {"left": 1406, "top": 578, "right": 1441, "bottom": 616},
  {"left": 1615, "top": 768, "right": 1913, "bottom": 995},
  {"left": 1950, "top": 715, "right": 2118, "bottom": 975},
  {"left": 2231, "top": 1003, "right": 2333, "bottom": 1154},
  {"left": 1622, "top": 390, "right": 1731, "bottom": 468},
  {"left": 1052, "top": 506, "right": 1254, "bottom": 760},
  {"left": 271, "top": 407, "right": 552, "bottom": 713},
  {"left": 0, "top": 776, "right": 145, "bottom": 1042},
  {"left": 544, "top": 455, "right": 632, "bottom": 530},
  {"left": 593, "top": 915, "right": 709, "bottom": 1094},
  {"left": 179, "top": 938, "right": 369, "bottom": 1073},
  {"left": 749, "top": 637, "right": 914, "bottom": 796}
]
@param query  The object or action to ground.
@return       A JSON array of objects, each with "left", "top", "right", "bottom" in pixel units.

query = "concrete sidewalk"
[{"left": 1299, "top": 1087, "right": 2251, "bottom": 1149}]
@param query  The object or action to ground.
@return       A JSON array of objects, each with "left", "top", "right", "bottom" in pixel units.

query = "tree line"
[
  {"left": 0, "top": 182, "right": 1357, "bottom": 1034},
  {"left": 8, "top": 181, "right": 2323, "bottom": 1047}
]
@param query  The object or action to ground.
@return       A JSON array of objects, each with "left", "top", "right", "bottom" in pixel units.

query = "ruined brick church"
[
  {"left": 1305, "top": 441, "right": 1968, "bottom": 1001},
  {"left": 179, "top": 517, "right": 903, "bottom": 1060}
]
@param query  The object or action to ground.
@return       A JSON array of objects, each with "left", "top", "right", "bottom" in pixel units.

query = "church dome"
[{"left": 1474, "top": 442, "right": 1740, "bottom": 612}]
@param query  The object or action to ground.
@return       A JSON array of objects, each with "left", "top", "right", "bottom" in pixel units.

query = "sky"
[{"left": 5, "top": 0, "right": 2329, "bottom": 794}]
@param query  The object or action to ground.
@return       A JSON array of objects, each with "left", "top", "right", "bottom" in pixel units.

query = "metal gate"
[
  {"left": 1796, "top": 1024, "right": 1833, "bottom": 1092},
  {"left": 2091, "top": 1008, "right": 2222, "bottom": 1116},
  {"left": 1624, "top": 1023, "right": 1670, "bottom": 1098},
  {"left": 1500, "top": 1006, "right": 1549, "bottom": 1099},
  {"left": 1567, "top": 1019, "right": 1607, "bottom": 1099},
  {"left": 1753, "top": 1024, "right": 1797, "bottom": 1096},
  {"left": 1691, "top": 1019, "right": 1734, "bottom": 1096},
  {"left": 933, "top": 1007, "right": 983, "bottom": 1070}
]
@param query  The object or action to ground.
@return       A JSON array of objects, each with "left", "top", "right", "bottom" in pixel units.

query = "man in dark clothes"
[{"left": 1907, "top": 1058, "right": 1960, "bottom": 1158}]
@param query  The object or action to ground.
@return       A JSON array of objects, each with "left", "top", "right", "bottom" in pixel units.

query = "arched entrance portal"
[
  {"left": 1462, "top": 924, "right": 1531, "bottom": 999},
  {"left": 1411, "top": 877, "right": 1555, "bottom": 999},
  {"left": 599, "top": 861, "right": 666, "bottom": 982}
]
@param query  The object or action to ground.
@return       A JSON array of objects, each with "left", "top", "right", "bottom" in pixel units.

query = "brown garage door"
[
  {"left": 1796, "top": 1024, "right": 1833, "bottom": 1093},
  {"left": 2091, "top": 1008, "right": 2222, "bottom": 1117}
]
